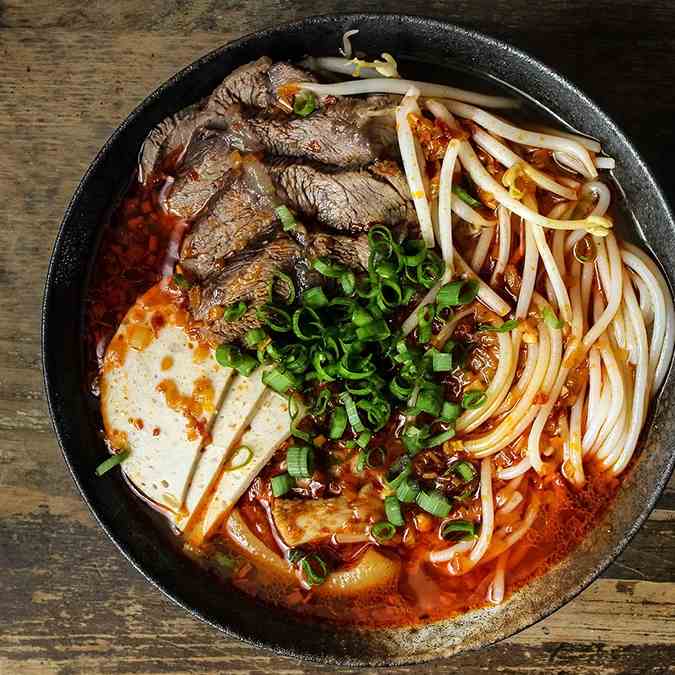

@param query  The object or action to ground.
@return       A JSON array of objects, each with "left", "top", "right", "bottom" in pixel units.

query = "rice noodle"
[
  {"left": 470, "top": 225, "right": 495, "bottom": 272},
  {"left": 298, "top": 78, "right": 519, "bottom": 109},
  {"left": 487, "top": 551, "right": 509, "bottom": 604},
  {"left": 438, "top": 139, "right": 460, "bottom": 275},
  {"left": 441, "top": 100, "right": 597, "bottom": 177},
  {"left": 396, "top": 87, "right": 434, "bottom": 247},
  {"left": 472, "top": 129, "right": 577, "bottom": 200},
  {"left": 595, "top": 157, "right": 616, "bottom": 170},
  {"left": 523, "top": 123, "right": 602, "bottom": 152},
  {"left": 456, "top": 141, "right": 610, "bottom": 235},
  {"left": 491, "top": 207, "right": 511, "bottom": 284}
]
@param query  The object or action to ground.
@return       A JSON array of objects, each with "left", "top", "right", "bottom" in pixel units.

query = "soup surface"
[{"left": 87, "top": 45, "right": 673, "bottom": 627}]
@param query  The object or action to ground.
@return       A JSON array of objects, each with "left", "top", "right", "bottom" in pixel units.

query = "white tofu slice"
[
  {"left": 174, "top": 369, "right": 268, "bottom": 531},
  {"left": 190, "top": 389, "right": 296, "bottom": 543},
  {"left": 100, "top": 284, "right": 233, "bottom": 513}
]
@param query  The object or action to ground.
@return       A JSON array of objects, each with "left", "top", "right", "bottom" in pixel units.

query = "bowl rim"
[{"left": 41, "top": 12, "right": 675, "bottom": 667}]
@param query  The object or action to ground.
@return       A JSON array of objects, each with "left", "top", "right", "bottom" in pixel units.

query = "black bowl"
[{"left": 42, "top": 13, "right": 675, "bottom": 666}]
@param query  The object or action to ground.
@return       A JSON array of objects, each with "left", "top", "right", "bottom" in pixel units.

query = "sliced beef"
[
  {"left": 180, "top": 156, "right": 281, "bottom": 279},
  {"left": 269, "top": 160, "right": 415, "bottom": 232},
  {"left": 189, "top": 238, "right": 302, "bottom": 342},
  {"left": 164, "top": 129, "right": 237, "bottom": 220},
  {"left": 138, "top": 100, "right": 230, "bottom": 184},
  {"left": 247, "top": 96, "right": 398, "bottom": 167},
  {"left": 211, "top": 57, "right": 273, "bottom": 109},
  {"left": 309, "top": 232, "right": 371, "bottom": 270}
]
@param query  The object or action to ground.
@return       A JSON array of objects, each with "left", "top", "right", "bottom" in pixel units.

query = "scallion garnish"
[
  {"left": 371, "top": 521, "right": 397, "bottom": 542},
  {"left": 384, "top": 495, "right": 405, "bottom": 526},
  {"left": 437, "top": 279, "right": 479, "bottom": 308},
  {"left": 542, "top": 306, "right": 565, "bottom": 329},
  {"left": 222, "top": 300, "right": 248, "bottom": 321},
  {"left": 440, "top": 519, "right": 476, "bottom": 540},
  {"left": 396, "top": 477, "right": 421, "bottom": 503},
  {"left": 329, "top": 406, "right": 348, "bottom": 439},
  {"left": 286, "top": 445, "right": 315, "bottom": 479},
  {"left": 440, "top": 400, "right": 462, "bottom": 422},
  {"left": 462, "top": 390, "right": 487, "bottom": 409},
  {"left": 431, "top": 349, "right": 452, "bottom": 372},
  {"left": 293, "top": 90, "right": 317, "bottom": 117},
  {"left": 271, "top": 472, "right": 294, "bottom": 497},
  {"left": 95, "top": 450, "right": 129, "bottom": 476},
  {"left": 243, "top": 327, "right": 267, "bottom": 349},
  {"left": 452, "top": 184, "right": 482, "bottom": 208},
  {"left": 416, "top": 489, "right": 452, "bottom": 518},
  {"left": 262, "top": 367, "right": 297, "bottom": 394},
  {"left": 172, "top": 273, "right": 191, "bottom": 289},
  {"left": 302, "top": 286, "right": 329, "bottom": 309},
  {"left": 299, "top": 553, "right": 328, "bottom": 586},
  {"left": 452, "top": 460, "right": 477, "bottom": 482},
  {"left": 275, "top": 205, "right": 297, "bottom": 231}
]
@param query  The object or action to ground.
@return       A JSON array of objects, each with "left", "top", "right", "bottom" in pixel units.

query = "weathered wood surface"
[{"left": 1, "top": 1, "right": 674, "bottom": 673}]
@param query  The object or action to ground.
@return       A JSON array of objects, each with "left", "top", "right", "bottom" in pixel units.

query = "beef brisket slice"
[
  {"left": 248, "top": 97, "right": 397, "bottom": 167},
  {"left": 270, "top": 161, "right": 415, "bottom": 232},
  {"left": 190, "top": 238, "right": 302, "bottom": 342},
  {"left": 180, "top": 157, "right": 280, "bottom": 279}
]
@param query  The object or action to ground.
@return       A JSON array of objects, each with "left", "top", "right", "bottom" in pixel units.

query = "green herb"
[
  {"left": 462, "top": 390, "right": 487, "bottom": 409},
  {"left": 452, "top": 184, "right": 482, "bottom": 208},
  {"left": 275, "top": 205, "right": 297, "bottom": 231},
  {"left": 371, "top": 521, "right": 397, "bottom": 542},
  {"left": 293, "top": 90, "right": 317, "bottom": 117},
  {"left": 95, "top": 450, "right": 129, "bottom": 477},
  {"left": 271, "top": 473, "right": 295, "bottom": 497},
  {"left": 542, "top": 306, "right": 565, "bottom": 329},
  {"left": 476, "top": 319, "right": 520, "bottom": 333}
]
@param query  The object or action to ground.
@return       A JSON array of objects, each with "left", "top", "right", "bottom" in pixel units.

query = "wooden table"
[{"left": 2, "top": 1, "right": 674, "bottom": 672}]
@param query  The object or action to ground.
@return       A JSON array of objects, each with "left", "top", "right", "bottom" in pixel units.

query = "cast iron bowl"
[{"left": 42, "top": 13, "right": 675, "bottom": 667}]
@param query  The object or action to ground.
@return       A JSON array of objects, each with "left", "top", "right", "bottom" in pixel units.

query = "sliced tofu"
[
  {"left": 272, "top": 495, "right": 383, "bottom": 547},
  {"left": 190, "top": 389, "right": 296, "bottom": 543},
  {"left": 174, "top": 369, "right": 268, "bottom": 531},
  {"left": 100, "top": 284, "right": 233, "bottom": 513}
]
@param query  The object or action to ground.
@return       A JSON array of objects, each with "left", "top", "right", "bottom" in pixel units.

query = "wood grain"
[{"left": 1, "top": 1, "right": 674, "bottom": 673}]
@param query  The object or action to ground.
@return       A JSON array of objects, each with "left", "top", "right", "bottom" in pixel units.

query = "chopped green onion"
[
  {"left": 357, "top": 397, "right": 391, "bottom": 431},
  {"left": 312, "top": 388, "right": 331, "bottom": 416},
  {"left": 414, "top": 385, "right": 443, "bottom": 417},
  {"left": 452, "top": 184, "right": 482, "bottom": 208},
  {"left": 462, "top": 390, "right": 486, "bottom": 409},
  {"left": 292, "top": 306, "right": 323, "bottom": 341},
  {"left": 275, "top": 205, "right": 297, "bottom": 231},
  {"left": 542, "top": 306, "right": 565, "bottom": 329},
  {"left": 440, "top": 520, "right": 475, "bottom": 540},
  {"left": 386, "top": 462, "right": 412, "bottom": 490},
  {"left": 384, "top": 495, "right": 405, "bottom": 526},
  {"left": 431, "top": 349, "right": 452, "bottom": 372},
  {"left": 371, "top": 521, "right": 397, "bottom": 542},
  {"left": 440, "top": 401, "right": 462, "bottom": 422},
  {"left": 222, "top": 301, "right": 248, "bottom": 321},
  {"left": 340, "top": 391, "right": 365, "bottom": 432},
  {"left": 286, "top": 445, "right": 314, "bottom": 479},
  {"left": 172, "top": 273, "right": 191, "bottom": 289},
  {"left": 338, "top": 353, "right": 376, "bottom": 380},
  {"left": 355, "top": 430, "right": 372, "bottom": 449},
  {"left": 271, "top": 473, "right": 295, "bottom": 497},
  {"left": 351, "top": 307, "right": 373, "bottom": 327},
  {"left": 302, "top": 286, "right": 328, "bottom": 308},
  {"left": 256, "top": 304, "right": 292, "bottom": 332},
  {"left": 262, "top": 367, "right": 297, "bottom": 394},
  {"left": 402, "top": 424, "right": 430, "bottom": 454},
  {"left": 270, "top": 270, "right": 296, "bottom": 305},
  {"left": 437, "top": 279, "right": 480, "bottom": 308},
  {"left": 452, "top": 460, "right": 477, "bottom": 482},
  {"left": 389, "top": 375, "right": 413, "bottom": 401},
  {"left": 95, "top": 450, "right": 129, "bottom": 476},
  {"left": 340, "top": 271, "right": 356, "bottom": 295},
  {"left": 416, "top": 489, "right": 452, "bottom": 518},
  {"left": 416, "top": 251, "right": 444, "bottom": 289},
  {"left": 293, "top": 90, "right": 317, "bottom": 117},
  {"left": 476, "top": 319, "right": 520, "bottom": 333},
  {"left": 401, "top": 239, "right": 427, "bottom": 266},
  {"left": 223, "top": 445, "right": 254, "bottom": 472},
  {"left": 243, "top": 327, "right": 267, "bottom": 349},
  {"left": 356, "top": 445, "right": 385, "bottom": 472},
  {"left": 299, "top": 554, "right": 328, "bottom": 586},
  {"left": 356, "top": 319, "right": 391, "bottom": 341},
  {"left": 329, "top": 406, "right": 348, "bottom": 439},
  {"left": 215, "top": 344, "right": 257, "bottom": 376},
  {"left": 426, "top": 428, "right": 456, "bottom": 447},
  {"left": 396, "top": 477, "right": 421, "bottom": 503},
  {"left": 312, "top": 257, "right": 345, "bottom": 278}
]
